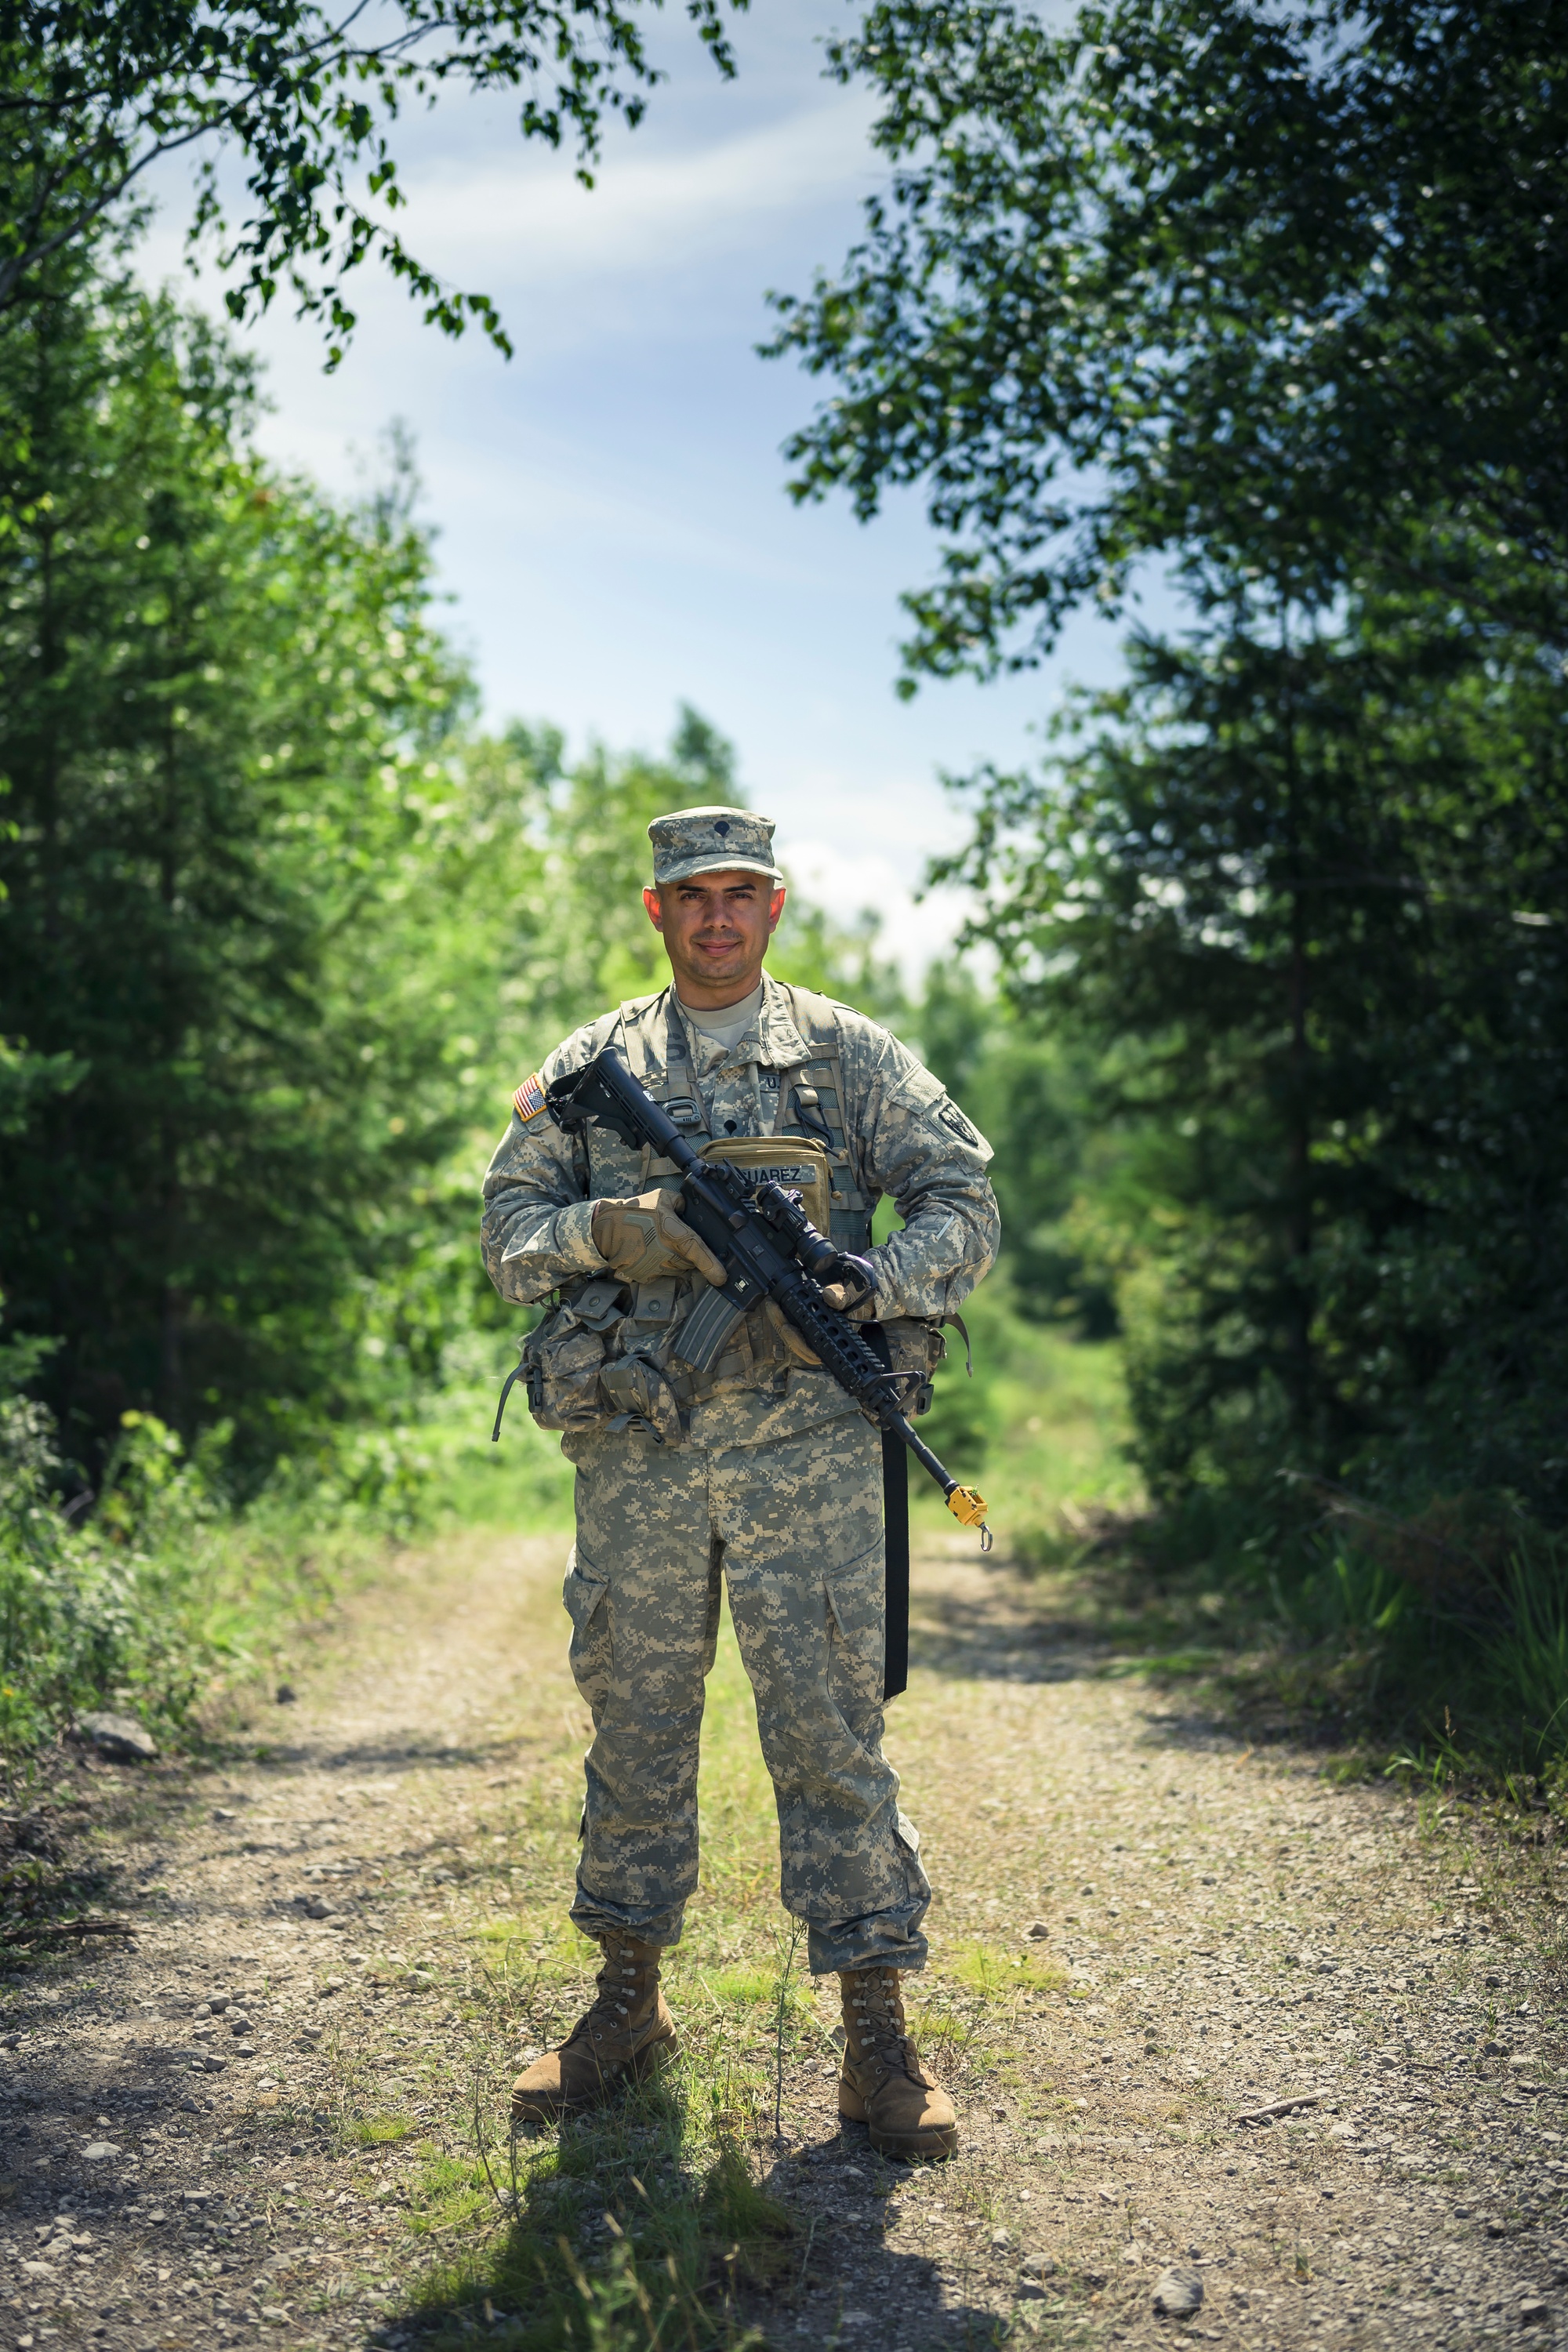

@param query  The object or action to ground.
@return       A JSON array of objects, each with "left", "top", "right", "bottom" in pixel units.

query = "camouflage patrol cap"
[{"left": 648, "top": 804, "right": 782, "bottom": 889}]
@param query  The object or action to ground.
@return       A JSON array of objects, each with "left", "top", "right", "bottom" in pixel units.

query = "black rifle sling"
[{"left": 866, "top": 1324, "right": 910, "bottom": 1702}]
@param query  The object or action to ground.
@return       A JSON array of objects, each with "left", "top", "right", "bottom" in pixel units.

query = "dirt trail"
[{"left": 2, "top": 1523, "right": 1565, "bottom": 2352}]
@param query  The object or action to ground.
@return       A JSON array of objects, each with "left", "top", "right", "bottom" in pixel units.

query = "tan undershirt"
[{"left": 673, "top": 982, "right": 763, "bottom": 1056}]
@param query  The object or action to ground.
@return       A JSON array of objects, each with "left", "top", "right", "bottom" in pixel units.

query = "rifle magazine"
[{"left": 669, "top": 1283, "right": 749, "bottom": 1374}]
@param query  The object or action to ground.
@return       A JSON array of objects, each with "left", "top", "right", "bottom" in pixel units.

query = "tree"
[
  {"left": 0, "top": 0, "right": 745, "bottom": 360},
  {"left": 765, "top": 0, "right": 1568, "bottom": 1520},
  {"left": 767, "top": 0, "right": 1568, "bottom": 682},
  {"left": 909, "top": 961, "right": 1119, "bottom": 1331},
  {"left": 0, "top": 251, "right": 517, "bottom": 1469},
  {"left": 938, "top": 594, "right": 1568, "bottom": 1515}
]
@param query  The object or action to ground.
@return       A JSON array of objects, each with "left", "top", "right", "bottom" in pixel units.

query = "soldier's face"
[{"left": 643, "top": 870, "right": 786, "bottom": 1005}]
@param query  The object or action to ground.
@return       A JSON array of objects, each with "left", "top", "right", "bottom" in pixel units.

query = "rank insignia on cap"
[{"left": 512, "top": 1071, "right": 548, "bottom": 1123}]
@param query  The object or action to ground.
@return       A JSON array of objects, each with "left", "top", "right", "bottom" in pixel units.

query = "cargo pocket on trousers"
[
  {"left": 823, "top": 1541, "right": 886, "bottom": 1723},
  {"left": 562, "top": 1545, "right": 612, "bottom": 1720}
]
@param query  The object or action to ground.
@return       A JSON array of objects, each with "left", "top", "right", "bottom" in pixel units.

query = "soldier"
[{"left": 481, "top": 804, "right": 999, "bottom": 2160}]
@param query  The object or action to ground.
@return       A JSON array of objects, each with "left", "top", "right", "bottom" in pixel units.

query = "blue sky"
[{"left": 140, "top": 0, "right": 1146, "bottom": 973}]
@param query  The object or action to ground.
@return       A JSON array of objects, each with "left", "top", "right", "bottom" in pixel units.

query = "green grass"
[
  {"left": 898, "top": 1291, "right": 1568, "bottom": 1798},
  {"left": 403, "top": 1358, "right": 576, "bottom": 1531},
  {"left": 390, "top": 2068, "right": 792, "bottom": 2352},
  {"left": 944, "top": 1940, "right": 1072, "bottom": 1998},
  {"left": 349, "top": 2114, "right": 420, "bottom": 2147},
  {"left": 701, "top": 1965, "right": 783, "bottom": 2007},
  {"left": 1023, "top": 1479, "right": 1568, "bottom": 1801}
]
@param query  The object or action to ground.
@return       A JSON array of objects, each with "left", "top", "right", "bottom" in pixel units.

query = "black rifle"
[{"left": 543, "top": 1050, "right": 992, "bottom": 1559}]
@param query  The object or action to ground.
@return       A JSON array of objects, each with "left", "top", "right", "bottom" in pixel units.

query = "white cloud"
[
  {"left": 133, "top": 85, "right": 877, "bottom": 353},
  {"left": 400, "top": 93, "right": 879, "bottom": 287}
]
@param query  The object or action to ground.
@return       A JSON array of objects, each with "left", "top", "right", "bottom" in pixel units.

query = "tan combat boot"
[
  {"left": 837, "top": 1965, "right": 958, "bottom": 2160},
  {"left": 510, "top": 1932, "right": 677, "bottom": 2123}
]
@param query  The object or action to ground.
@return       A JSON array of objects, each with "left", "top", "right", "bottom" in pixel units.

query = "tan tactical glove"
[{"left": 590, "top": 1189, "right": 727, "bottom": 1288}]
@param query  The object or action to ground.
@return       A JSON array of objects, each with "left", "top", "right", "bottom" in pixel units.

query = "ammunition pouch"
[
  {"left": 515, "top": 1273, "right": 694, "bottom": 1443},
  {"left": 597, "top": 1350, "right": 684, "bottom": 1446},
  {"left": 519, "top": 1276, "right": 626, "bottom": 1432}
]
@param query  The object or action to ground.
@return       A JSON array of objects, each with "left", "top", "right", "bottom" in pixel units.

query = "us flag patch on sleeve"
[{"left": 512, "top": 1071, "right": 548, "bottom": 1123}]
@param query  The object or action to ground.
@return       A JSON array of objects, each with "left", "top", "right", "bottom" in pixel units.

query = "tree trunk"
[{"left": 1281, "top": 644, "right": 1314, "bottom": 1441}]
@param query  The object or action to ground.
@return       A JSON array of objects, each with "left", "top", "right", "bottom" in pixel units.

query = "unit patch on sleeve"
[{"left": 512, "top": 1071, "right": 549, "bottom": 1123}]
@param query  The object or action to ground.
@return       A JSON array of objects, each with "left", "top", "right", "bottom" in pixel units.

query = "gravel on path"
[{"left": 1, "top": 1521, "right": 1564, "bottom": 2352}]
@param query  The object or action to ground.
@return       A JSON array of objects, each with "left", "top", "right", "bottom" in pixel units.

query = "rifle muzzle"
[{"left": 946, "top": 1483, "right": 993, "bottom": 1551}]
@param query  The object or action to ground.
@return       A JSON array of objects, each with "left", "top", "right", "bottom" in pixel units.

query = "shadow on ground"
[
  {"left": 906, "top": 1541, "right": 1355, "bottom": 1765},
  {"left": 376, "top": 2076, "right": 996, "bottom": 2352}
]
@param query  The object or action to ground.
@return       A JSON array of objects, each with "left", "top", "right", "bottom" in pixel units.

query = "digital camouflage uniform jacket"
[{"left": 480, "top": 974, "right": 1000, "bottom": 1450}]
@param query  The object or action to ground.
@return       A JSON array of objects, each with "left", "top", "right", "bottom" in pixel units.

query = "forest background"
[{"left": 2, "top": 0, "right": 1567, "bottom": 1792}]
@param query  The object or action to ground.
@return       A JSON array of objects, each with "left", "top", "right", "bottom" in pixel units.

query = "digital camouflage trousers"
[{"left": 559, "top": 1405, "right": 931, "bottom": 1975}]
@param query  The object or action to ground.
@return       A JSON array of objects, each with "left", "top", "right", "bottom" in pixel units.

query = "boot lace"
[
  {"left": 848, "top": 1968, "right": 914, "bottom": 2070},
  {"left": 569, "top": 1937, "right": 651, "bottom": 2049}
]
